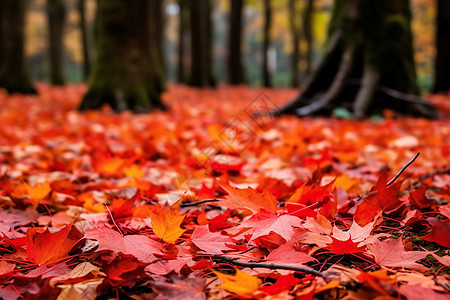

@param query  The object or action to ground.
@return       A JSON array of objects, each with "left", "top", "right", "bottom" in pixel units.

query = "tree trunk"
[
  {"left": 433, "top": 0, "right": 450, "bottom": 93},
  {"left": 177, "top": 0, "right": 189, "bottom": 83},
  {"left": 288, "top": 0, "right": 300, "bottom": 87},
  {"left": 79, "top": 0, "right": 165, "bottom": 113},
  {"left": 189, "top": 0, "right": 215, "bottom": 87},
  {"left": 303, "top": 0, "right": 314, "bottom": 74},
  {"left": 47, "top": 0, "right": 66, "bottom": 85},
  {"left": 276, "top": 0, "right": 437, "bottom": 119},
  {"left": 77, "top": 0, "right": 90, "bottom": 80},
  {"left": 0, "top": 0, "right": 36, "bottom": 94},
  {"left": 150, "top": 0, "right": 165, "bottom": 75},
  {"left": 227, "top": 0, "right": 245, "bottom": 84},
  {"left": 262, "top": 0, "right": 272, "bottom": 87}
]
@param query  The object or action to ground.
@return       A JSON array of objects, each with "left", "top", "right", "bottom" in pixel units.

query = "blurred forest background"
[{"left": 23, "top": 0, "right": 436, "bottom": 91}]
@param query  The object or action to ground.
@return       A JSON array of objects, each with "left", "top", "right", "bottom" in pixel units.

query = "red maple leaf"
[
  {"left": 26, "top": 225, "right": 82, "bottom": 266},
  {"left": 422, "top": 217, "right": 450, "bottom": 248},
  {"left": 326, "top": 236, "right": 366, "bottom": 255},
  {"left": 354, "top": 170, "right": 403, "bottom": 226}
]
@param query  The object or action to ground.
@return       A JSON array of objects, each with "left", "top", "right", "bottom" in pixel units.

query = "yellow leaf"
[
  {"left": 25, "top": 181, "right": 51, "bottom": 200},
  {"left": 123, "top": 165, "right": 143, "bottom": 179},
  {"left": 333, "top": 174, "right": 359, "bottom": 192},
  {"left": 149, "top": 204, "right": 185, "bottom": 244},
  {"left": 213, "top": 268, "right": 261, "bottom": 297}
]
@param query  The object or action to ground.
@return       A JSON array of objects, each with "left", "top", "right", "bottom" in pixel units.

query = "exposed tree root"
[
  {"left": 294, "top": 45, "right": 355, "bottom": 116},
  {"left": 353, "top": 60, "right": 380, "bottom": 119}
]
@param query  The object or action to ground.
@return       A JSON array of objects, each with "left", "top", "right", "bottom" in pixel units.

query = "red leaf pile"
[{"left": 0, "top": 84, "right": 449, "bottom": 299}]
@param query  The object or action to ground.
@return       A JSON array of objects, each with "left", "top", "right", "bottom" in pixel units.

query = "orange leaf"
[
  {"left": 123, "top": 164, "right": 144, "bottom": 179},
  {"left": 213, "top": 268, "right": 261, "bottom": 297},
  {"left": 149, "top": 203, "right": 185, "bottom": 244},
  {"left": 218, "top": 182, "right": 277, "bottom": 212},
  {"left": 26, "top": 225, "right": 81, "bottom": 266},
  {"left": 25, "top": 181, "right": 51, "bottom": 201}
]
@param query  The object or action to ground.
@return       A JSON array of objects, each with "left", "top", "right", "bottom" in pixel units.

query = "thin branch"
[
  {"left": 387, "top": 152, "right": 420, "bottom": 186},
  {"left": 213, "top": 256, "right": 326, "bottom": 278},
  {"left": 180, "top": 198, "right": 222, "bottom": 207}
]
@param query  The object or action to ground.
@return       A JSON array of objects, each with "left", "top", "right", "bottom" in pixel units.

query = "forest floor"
[{"left": 0, "top": 84, "right": 449, "bottom": 299}]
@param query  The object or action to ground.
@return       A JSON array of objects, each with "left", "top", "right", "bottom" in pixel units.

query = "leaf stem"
[{"left": 103, "top": 203, "right": 124, "bottom": 236}]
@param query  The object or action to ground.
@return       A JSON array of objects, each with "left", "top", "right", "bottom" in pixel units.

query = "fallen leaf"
[
  {"left": 213, "top": 267, "right": 262, "bottom": 297},
  {"left": 366, "top": 238, "right": 428, "bottom": 269},
  {"left": 218, "top": 182, "right": 277, "bottom": 212},
  {"left": 242, "top": 209, "right": 301, "bottom": 242},
  {"left": 149, "top": 203, "right": 186, "bottom": 244},
  {"left": 84, "top": 226, "right": 163, "bottom": 262},
  {"left": 191, "top": 225, "right": 234, "bottom": 254},
  {"left": 422, "top": 217, "right": 450, "bottom": 248},
  {"left": 26, "top": 225, "right": 82, "bottom": 266}
]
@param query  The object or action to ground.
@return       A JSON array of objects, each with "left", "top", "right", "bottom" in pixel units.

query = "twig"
[
  {"left": 103, "top": 203, "right": 123, "bottom": 236},
  {"left": 180, "top": 198, "right": 222, "bottom": 207},
  {"left": 213, "top": 256, "right": 325, "bottom": 278},
  {"left": 387, "top": 152, "right": 420, "bottom": 186}
]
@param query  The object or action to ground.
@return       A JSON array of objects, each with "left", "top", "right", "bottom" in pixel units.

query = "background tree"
[
  {"left": 288, "top": 0, "right": 300, "bottom": 87},
  {"left": 227, "top": 0, "right": 245, "bottom": 84},
  {"left": 150, "top": 0, "right": 165, "bottom": 74},
  {"left": 47, "top": 0, "right": 66, "bottom": 85},
  {"left": 302, "top": 0, "right": 314, "bottom": 74},
  {"left": 0, "top": 0, "right": 36, "bottom": 94},
  {"left": 277, "top": 0, "right": 437, "bottom": 119},
  {"left": 177, "top": 0, "right": 189, "bottom": 83},
  {"left": 189, "top": 0, "right": 215, "bottom": 87},
  {"left": 262, "top": 0, "right": 272, "bottom": 87},
  {"left": 432, "top": 0, "right": 450, "bottom": 93},
  {"left": 77, "top": 0, "right": 90, "bottom": 80},
  {"left": 79, "top": 0, "right": 165, "bottom": 112}
]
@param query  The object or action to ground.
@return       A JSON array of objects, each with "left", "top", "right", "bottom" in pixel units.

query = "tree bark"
[
  {"left": 77, "top": 0, "right": 90, "bottom": 80},
  {"left": 79, "top": 0, "right": 165, "bottom": 113},
  {"left": 177, "top": 0, "right": 189, "bottom": 83},
  {"left": 262, "top": 0, "right": 272, "bottom": 87},
  {"left": 47, "top": 0, "right": 66, "bottom": 85},
  {"left": 150, "top": 0, "right": 165, "bottom": 75},
  {"left": 432, "top": 0, "right": 450, "bottom": 93},
  {"left": 227, "top": 0, "right": 245, "bottom": 84},
  {"left": 0, "top": 0, "right": 36, "bottom": 94},
  {"left": 303, "top": 0, "right": 314, "bottom": 74},
  {"left": 288, "top": 0, "right": 300, "bottom": 87},
  {"left": 189, "top": 0, "right": 215, "bottom": 87},
  {"left": 276, "top": 0, "right": 437, "bottom": 119}
]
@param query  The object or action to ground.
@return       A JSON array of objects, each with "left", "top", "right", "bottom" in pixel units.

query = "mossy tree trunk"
[
  {"left": 47, "top": 0, "right": 66, "bottom": 85},
  {"left": 189, "top": 0, "right": 215, "bottom": 87},
  {"left": 278, "top": 0, "right": 437, "bottom": 119},
  {"left": 227, "top": 0, "right": 245, "bottom": 84},
  {"left": 0, "top": 0, "right": 36, "bottom": 94},
  {"left": 79, "top": 0, "right": 165, "bottom": 113},
  {"left": 77, "top": 0, "right": 90, "bottom": 80},
  {"left": 262, "top": 0, "right": 272, "bottom": 87},
  {"left": 433, "top": 0, "right": 450, "bottom": 93}
]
